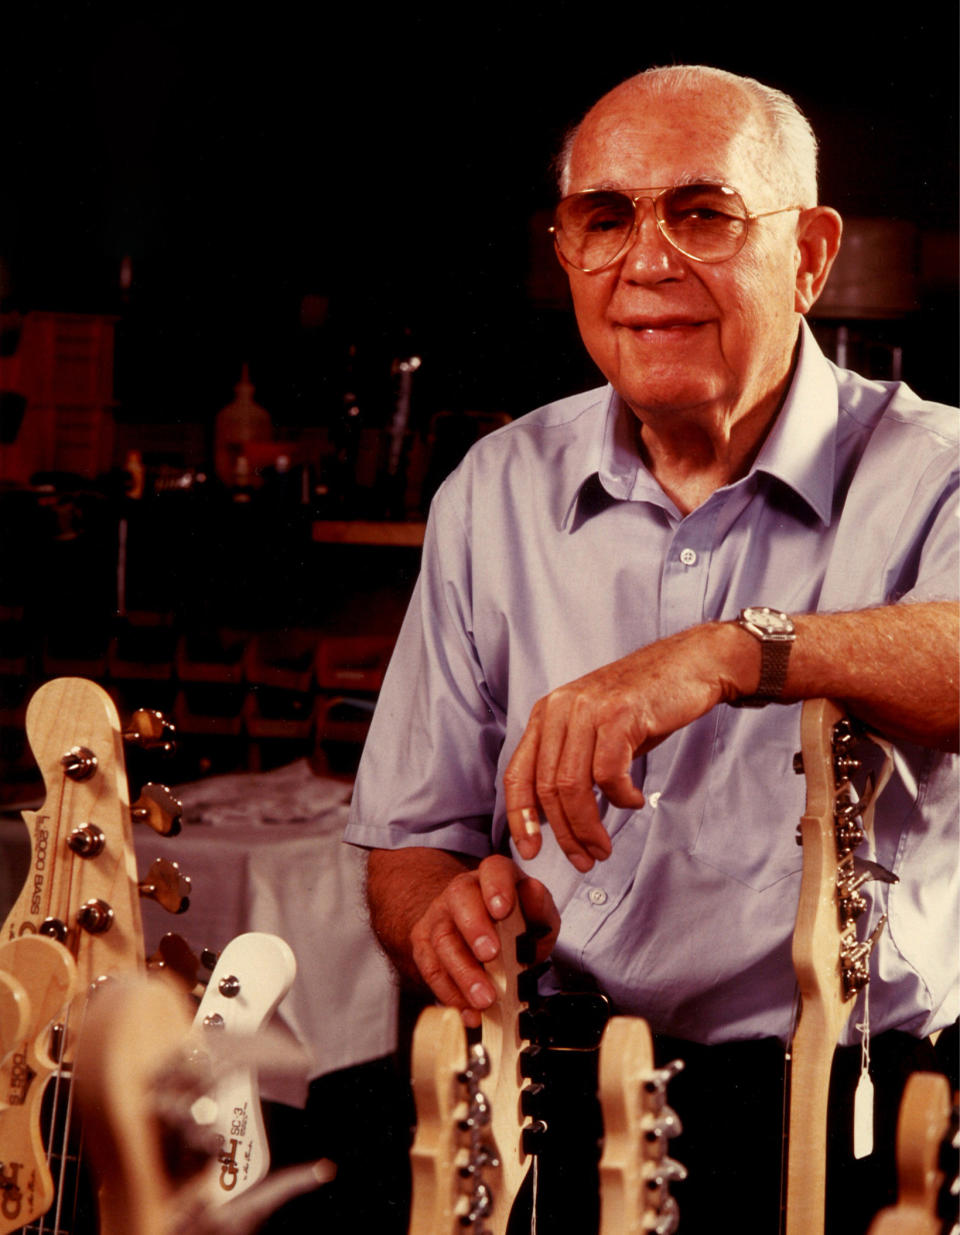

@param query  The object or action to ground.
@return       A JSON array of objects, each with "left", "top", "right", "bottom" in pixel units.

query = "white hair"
[{"left": 556, "top": 64, "right": 819, "bottom": 207}]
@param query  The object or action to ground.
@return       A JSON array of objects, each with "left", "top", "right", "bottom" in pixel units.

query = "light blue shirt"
[{"left": 345, "top": 323, "right": 959, "bottom": 1045}]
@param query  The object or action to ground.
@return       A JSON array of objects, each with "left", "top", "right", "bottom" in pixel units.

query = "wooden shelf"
[{"left": 311, "top": 520, "right": 426, "bottom": 547}]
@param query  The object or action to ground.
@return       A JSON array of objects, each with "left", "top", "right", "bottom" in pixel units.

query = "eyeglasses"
[{"left": 550, "top": 183, "right": 803, "bottom": 271}]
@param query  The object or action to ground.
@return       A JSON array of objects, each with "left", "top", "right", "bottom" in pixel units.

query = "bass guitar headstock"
[
  {"left": 785, "top": 697, "right": 897, "bottom": 1235},
  {"left": 598, "top": 1016, "right": 685, "bottom": 1235},
  {"left": 4, "top": 678, "right": 184, "bottom": 994},
  {"left": 0, "top": 675, "right": 186, "bottom": 1235},
  {"left": 187, "top": 932, "right": 298, "bottom": 1204},
  {"left": 408, "top": 903, "right": 546, "bottom": 1234},
  {"left": 0, "top": 934, "right": 79, "bottom": 1232},
  {"left": 868, "top": 1071, "right": 958, "bottom": 1235},
  {"left": 74, "top": 938, "right": 317, "bottom": 1235}
]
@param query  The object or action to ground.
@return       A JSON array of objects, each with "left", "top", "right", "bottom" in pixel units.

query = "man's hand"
[
  {"left": 504, "top": 622, "right": 755, "bottom": 872},
  {"left": 503, "top": 602, "right": 960, "bottom": 873},
  {"left": 367, "top": 849, "right": 560, "bottom": 1028}
]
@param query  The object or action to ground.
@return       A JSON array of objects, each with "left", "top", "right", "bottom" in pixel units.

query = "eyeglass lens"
[{"left": 554, "top": 184, "right": 751, "bottom": 269}]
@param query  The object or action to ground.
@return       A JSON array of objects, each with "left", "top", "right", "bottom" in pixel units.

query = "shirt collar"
[
  {"left": 750, "top": 319, "right": 838, "bottom": 526},
  {"left": 563, "top": 319, "right": 839, "bottom": 531}
]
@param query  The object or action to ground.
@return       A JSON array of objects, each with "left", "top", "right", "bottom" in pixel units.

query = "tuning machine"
[
  {"left": 138, "top": 857, "right": 191, "bottom": 914},
  {"left": 61, "top": 745, "right": 97, "bottom": 781},
  {"left": 131, "top": 783, "right": 183, "bottom": 836},
  {"left": 124, "top": 709, "right": 177, "bottom": 754},
  {"left": 840, "top": 915, "right": 888, "bottom": 999}
]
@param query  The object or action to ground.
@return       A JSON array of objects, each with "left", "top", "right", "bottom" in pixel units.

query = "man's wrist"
[{"left": 730, "top": 607, "right": 796, "bottom": 707}]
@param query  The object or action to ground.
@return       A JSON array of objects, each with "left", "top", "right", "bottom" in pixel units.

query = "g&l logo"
[
  {"left": 0, "top": 1161, "right": 22, "bottom": 1219},
  {"left": 4, "top": 1052, "right": 31, "bottom": 1106},
  {"left": 217, "top": 1136, "right": 240, "bottom": 1192}
]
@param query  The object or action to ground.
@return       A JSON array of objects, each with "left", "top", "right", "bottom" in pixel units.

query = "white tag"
[{"left": 853, "top": 1071, "right": 875, "bottom": 1159}]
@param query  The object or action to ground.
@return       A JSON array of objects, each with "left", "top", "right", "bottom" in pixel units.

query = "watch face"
[{"left": 743, "top": 606, "right": 793, "bottom": 634}]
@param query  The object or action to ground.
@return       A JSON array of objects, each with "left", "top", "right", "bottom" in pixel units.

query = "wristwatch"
[{"left": 732, "top": 606, "right": 796, "bottom": 707}]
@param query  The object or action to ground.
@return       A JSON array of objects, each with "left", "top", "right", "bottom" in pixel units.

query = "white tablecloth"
[{"left": 0, "top": 760, "right": 397, "bottom": 1107}]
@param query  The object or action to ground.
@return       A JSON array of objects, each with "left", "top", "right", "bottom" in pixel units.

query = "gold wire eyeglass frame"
[{"left": 549, "top": 183, "right": 804, "bottom": 271}]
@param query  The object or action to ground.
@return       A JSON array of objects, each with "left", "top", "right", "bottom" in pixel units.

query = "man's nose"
[{"left": 620, "top": 199, "right": 685, "bottom": 279}]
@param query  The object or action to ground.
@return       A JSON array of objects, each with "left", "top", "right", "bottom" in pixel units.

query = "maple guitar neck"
[
  {"left": 597, "top": 1015, "right": 685, "bottom": 1235},
  {"left": 0, "top": 677, "right": 183, "bottom": 1235},
  {"left": 5, "top": 678, "right": 146, "bottom": 995},
  {"left": 785, "top": 698, "right": 895, "bottom": 1235},
  {"left": 75, "top": 932, "right": 300, "bottom": 1235},
  {"left": 867, "top": 1071, "right": 956, "bottom": 1235},
  {"left": 408, "top": 903, "right": 541, "bottom": 1235}
]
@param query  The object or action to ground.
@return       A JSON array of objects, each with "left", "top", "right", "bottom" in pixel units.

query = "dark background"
[{"left": 2, "top": 3, "right": 958, "bottom": 430}]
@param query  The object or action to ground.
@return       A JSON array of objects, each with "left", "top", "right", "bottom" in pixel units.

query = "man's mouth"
[{"left": 617, "top": 316, "right": 707, "bottom": 336}]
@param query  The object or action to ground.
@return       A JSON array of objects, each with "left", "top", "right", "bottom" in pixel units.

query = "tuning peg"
[
  {"left": 457, "top": 1092, "right": 492, "bottom": 1133},
  {"left": 458, "top": 1043, "right": 491, "bottom": 1085},
  {"left": 648, "top": 1156, "right": 688, "bottom": 1186},
  {"left": 124, "top": 709, "right": 177, "bottom": 754},
  {"left": 147, "top": 933, "right": 204, "bottom": 991},
  {"left": 649, "top": 1194, "right": 682, "bottom": 1235},
  {"left": 519, "top": 1043, "right": 547, "bottom": 1082},
  {"left": 643, "top": 1105, "right": 683, "bottom": 1144},
  {"left": 131, "top": 783, "right": 183, "bottom": 836},
  {"left": 520, "top": 1081, "right": 546, "bottom": 1120},
  {"left": 77, "top": 898, "right": 114, "bottom": 935},
  {"left": 840, "top": 914, "right": 887, "bottom": 998},
  {"left": 61, "top": 745, "right": 97, "bottom": 781},
  {"left": 521, "top": 1118, "right": 549, "bottom": 1155},
  {"left": 138, "top": 857, "right": 191, "bottom": 914}
]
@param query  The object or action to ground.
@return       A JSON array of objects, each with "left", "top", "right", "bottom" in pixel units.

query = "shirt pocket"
[{"left": 687, "top": 704, "right": 806, "bottom": 891}]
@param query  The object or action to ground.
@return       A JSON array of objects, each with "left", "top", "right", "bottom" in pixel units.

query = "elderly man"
[{"left": 345, "top": 65, "right": 958, "bottom": 1232}]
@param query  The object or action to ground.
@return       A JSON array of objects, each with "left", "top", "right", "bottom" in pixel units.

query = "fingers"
[
  {"left": 506, "top": 692, "right": 640, "bottom": 872},
  {"left": 504, "top": 711, "right": 545, "bottom": 861},
  {"left": 515, "top": 875, "right": 562, "bottom": 964},
  {"left": 409, "top": 858, "right": 534, "bottom": 1024}
]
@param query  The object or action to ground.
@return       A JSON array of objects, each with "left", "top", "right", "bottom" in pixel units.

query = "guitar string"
[
  {"left": 27, "top": 772, "right": 70, "bottom": 1235},
  {"left": 30, "top": 775, "right": 93, "bottom": 1235},
  {"left": 777, "top": 985, "right": 801, "bottom": 1235},
  {"left": 31, "top": 1000, "right": 75, "bottom": 1235},
  {"left": 38, "top": 775, "right": 76, "bottom": 1235}
]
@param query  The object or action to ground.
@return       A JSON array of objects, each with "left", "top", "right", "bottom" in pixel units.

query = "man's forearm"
[
  {"left": 773, "top": 601, "right": 958, "bottom": 748},
  {"left": 366, "top": 846, "right": 476, "bottom": 989}
]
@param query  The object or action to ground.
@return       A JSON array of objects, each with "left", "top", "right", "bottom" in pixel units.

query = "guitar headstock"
[
  {"left": 0, "top": 934, "right": 80, "bottom": 1233},
  {"left": 792, "top": 698, "right": 896, "bottom": 1040},
  {"left": 0, "top": 676, "right": 185, "bottom": 1234},
  {"left": 75, "top": 934, "right": 311, "bottom": 1235},
  {"left": 4, "top": 678, "right": 185, "bottom": 1009},
  {"left": 408, "top": 904, "right": 544, "bottom": 1235},
  {"left": 598, "top": 1016, "right": 685, "bottom": 1235},
  {"left": 408, "top": 1004, "right": 471, "bottom": 1234},
  {"left": 868, "top": 1071, "right": 957, "bottom": 1235},
  {"left": 187, "top": 932, "right": 298, "bottom": 1204},
  {"left": 786, "top": 698, "right": 897, "bottom": 1235}
]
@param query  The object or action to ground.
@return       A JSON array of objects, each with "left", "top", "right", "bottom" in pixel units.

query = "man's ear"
[{"left": 794, "top": 206, "right": 843, "bottom": 314}]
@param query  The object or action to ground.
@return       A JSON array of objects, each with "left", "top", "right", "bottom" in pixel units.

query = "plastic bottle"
[{"left": 214, "top": 364, "right": 272, "bottom": 486}]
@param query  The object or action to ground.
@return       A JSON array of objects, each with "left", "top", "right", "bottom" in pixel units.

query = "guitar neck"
[
  {"left": 867, "top": 1071, "right": 955, "bottom": 1235},
  {"left": 785, "top": 698, "right": 895, "bottom": 1235},
  {"left": 407, "top": 905, "right": 541, "bottom": 1235},
  {"left": 5, "top": 678, "right": 147, "bottom": 1002},
  {"left": 0, "top": 677, "right": 175, "bottom": 1235},
  {"left": 598, "top": 1015, "right": 685, "bottom": 1235}
]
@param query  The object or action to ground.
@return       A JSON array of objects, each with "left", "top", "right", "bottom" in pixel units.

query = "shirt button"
[
  {"left": 649, "top": 791, "right": 662, "bottom": 809},
  {"left": 679, "top": 547, "right": 698, "bottom": 566},
  {"left": 588, "top": 887, "right": 608, "bottom": 906}
]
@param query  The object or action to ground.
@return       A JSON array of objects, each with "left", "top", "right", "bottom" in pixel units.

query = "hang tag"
[
  {"left": 853, "top": 999, "right": 874, "bottom": 1160},
  {"left": 853, "top": 1071, "right": 875, "bottom": 1159}
]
